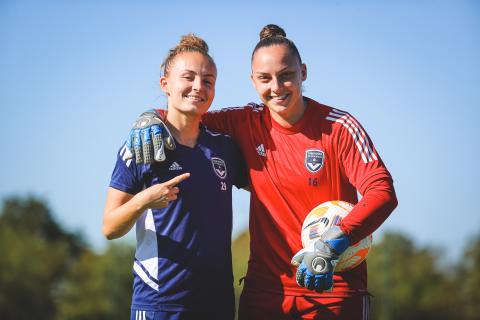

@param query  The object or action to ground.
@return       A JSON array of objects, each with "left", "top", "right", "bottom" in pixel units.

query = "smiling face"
[
  {"left": 251, "top": 44, "right": 307, "bottom": 125},
  {"left": 160, "top": 51, "right": 217, "bottom": 117}
]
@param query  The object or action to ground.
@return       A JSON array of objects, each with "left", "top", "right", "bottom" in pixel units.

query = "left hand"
[
  {"left": 136, "top": 173, "right": 190, "bottom": 209},
  {"left": 291, "top": 226, "right": 350, "bottom": 292}
]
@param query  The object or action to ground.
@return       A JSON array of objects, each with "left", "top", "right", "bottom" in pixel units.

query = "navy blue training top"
[{"left": 109, "top": 125, "right": 247, "bottom": 313}]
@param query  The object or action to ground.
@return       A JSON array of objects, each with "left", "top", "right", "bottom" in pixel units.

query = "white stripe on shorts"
[
  {"left": 136, "top": 310, "right": 146, "bottom": 320},
  {"left": 363, "top": 295, "right": 370, "bottom": 320}
]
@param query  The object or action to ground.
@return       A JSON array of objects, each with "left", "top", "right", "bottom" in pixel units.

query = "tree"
[
  {"left": 232, "top": 230, "right": 250, "bottom": 316},
  {"left": 55, "top": 243, "right": 134, "bottom": 320},
  {"left": 0, "top": 196, "right": 86, "bottom": 320},
  {"left": 0, "top": 196, "right": 85, "bottom": 256},
  {"left": 367, "top": 232, "right": 457, "bottom": 320},
  {"left": 457, "top": 234, "right": 480, "bottom": 319}
]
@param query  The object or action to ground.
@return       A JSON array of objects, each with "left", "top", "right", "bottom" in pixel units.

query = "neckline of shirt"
[{"left": 173, "top": 124, "right": 208, "bottom": 151}]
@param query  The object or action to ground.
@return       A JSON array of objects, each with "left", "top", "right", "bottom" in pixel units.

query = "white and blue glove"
[
  {"left": 291, "top": 226, "right": 350, "bottom": 292},
  {"left": 125, "top": 109, "right": 175, "bottom": 164}
]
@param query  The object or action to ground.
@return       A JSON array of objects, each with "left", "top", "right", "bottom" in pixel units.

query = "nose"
[
  {"left": 192, "top": 76, "right": 203, "bottom": 91},
  {"left": 271, "top": 76, "right": 282, "bottom": 92}
]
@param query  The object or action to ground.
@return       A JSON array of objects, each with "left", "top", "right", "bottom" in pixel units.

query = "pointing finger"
[{"left": 164, "top": 173, "right": 190, "bottom": 187}]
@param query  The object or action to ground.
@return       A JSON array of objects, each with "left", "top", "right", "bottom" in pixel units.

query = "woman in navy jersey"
[
  {"left": 103, "top": 34, "right": 247, "bottom": 320},
  {"left": 125, "top": 25, "right": 397, "bottom": 319}
]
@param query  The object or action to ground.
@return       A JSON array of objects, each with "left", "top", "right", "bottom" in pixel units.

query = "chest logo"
[
  {"left": 305, "top": 149, "right": 325, "bottom": 173},
  {"left": 168, "top": 161, "right": 183, "bottom": 171},
  {"left": 211, "top": 157, "right": 227, "bottom": 179}
]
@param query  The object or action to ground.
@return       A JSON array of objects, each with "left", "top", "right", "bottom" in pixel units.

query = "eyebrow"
[
  {"left": 182, "top": 69, "right": 216, "bottom": 78},
  {"left": 254, "top": 66, "right": 293, "bottom": 75}
]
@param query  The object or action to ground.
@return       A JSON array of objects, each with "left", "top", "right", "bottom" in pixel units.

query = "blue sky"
[{"left": 1, "top": 0, "right": 479, "bottom": 262}]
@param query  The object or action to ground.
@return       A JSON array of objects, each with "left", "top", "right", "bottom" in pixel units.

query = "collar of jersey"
[{"left": 171, "top": 124, "right": 208, "bottom": 151}]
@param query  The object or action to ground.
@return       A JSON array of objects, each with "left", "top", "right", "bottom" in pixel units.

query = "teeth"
[
  {"left": 185, "top": 95, "right": 203, "bottom": 101},
  {"left": 270, "top": 94, "right": 288, "bottom": 99}
]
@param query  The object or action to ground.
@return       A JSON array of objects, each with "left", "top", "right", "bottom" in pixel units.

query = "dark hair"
[
  {"left": 161, "top": 33, "right": 215, "bottom": 76},
  {"left": 251, "top": 24, "right": 302, "bottom": 64}
]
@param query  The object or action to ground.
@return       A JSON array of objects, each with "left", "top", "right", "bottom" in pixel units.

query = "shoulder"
[
  {"left": 116, "top": 143, "right": 136, "bottom": 169},
  {"left": 202, "top": 125, "right": 236, "bottom": 146},
  {"left": 110, "top": 143, "right": 147, "bottom": 193},
  {"left": 223, "top": 102, "right": 265, "bottom": 113},
  {"left": 208, "top": 102, "right": 265, "bottom": 117},
  {"left": 323, "top": 106, "right": 368, "bottom": 139},
  {"left": 303, "top": 98, "right": 373, "bottom": 151},
  {"left": 317, "top": 103, "right": 379, "bottom": 163},
  {"left": 305, "top": 97, "right": 341, "bottom": 121},
  {"left": 305, "top": 97, "right": 363, "bottom": 133}
]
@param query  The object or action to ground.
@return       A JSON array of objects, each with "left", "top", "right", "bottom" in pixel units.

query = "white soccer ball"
[{"left": 301, "top": 200, "right": 372, "bottom": 272}]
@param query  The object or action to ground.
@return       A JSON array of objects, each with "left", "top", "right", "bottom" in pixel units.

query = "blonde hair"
[{"left": 161, "top": 33, "right": 214, "bottom": 76}]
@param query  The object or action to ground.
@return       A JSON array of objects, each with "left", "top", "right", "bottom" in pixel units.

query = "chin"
[
  {"left": 266, "top": 103, "right": 290, "bottom": 114},
  {"left": 183, "top": 105, "right": 209, "bottom": 116}
]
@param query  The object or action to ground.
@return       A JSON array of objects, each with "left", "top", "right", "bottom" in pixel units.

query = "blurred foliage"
[
  {"left": 231, "top": 230, "right": 250, "bottom": 313},
  {"left": 0, "top": 197, "right": 86, "bottom": 320},
  {"left": 0, "top": 195, "right": 479, "bottom": 319},
  {"left": 0, "top": 196, "right": 134, "bottom": 320},
  {"left": 367, "top": 233, "right": 458, "bottom": 320},
  {"left": 456, "top": 234, "right": 480, "bottom": 320},
  {"left": 0, "top": 196, "right": 85, "bottom": 257},
  {"left": 55, "top": 243, "right": 133, "bottom": 320}
]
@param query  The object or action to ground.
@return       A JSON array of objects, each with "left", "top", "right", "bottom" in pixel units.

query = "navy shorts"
[{"left": 131, "top": 309, "right": 234, "bottom": 320}]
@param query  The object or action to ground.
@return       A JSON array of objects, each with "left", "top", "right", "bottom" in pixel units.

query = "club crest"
[
  {"left": 305, "top": 149, "right": 324, "bottom": 173},
  {"left": 211, "top": 157, "right": 227, "bottom": 179}
]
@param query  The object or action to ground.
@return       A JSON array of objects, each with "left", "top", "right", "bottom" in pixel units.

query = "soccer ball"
[{"left": 301, "top": 200, "right": 372, "bottom": 272}]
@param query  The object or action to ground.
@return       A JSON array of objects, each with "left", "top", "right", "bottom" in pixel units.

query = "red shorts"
[{"left": 238, "top": 289, "right": 371, "bottom": 320}]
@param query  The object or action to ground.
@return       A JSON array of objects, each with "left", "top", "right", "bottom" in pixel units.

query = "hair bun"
[
  {"left": 260, "top": 24, "right": 286, "bottom": 40},
  {"left": 161, "top": 33, "right": 214, "bottom": 76},
  {"left": 179, "top": 33, "right": 209, "bottom": 54}
]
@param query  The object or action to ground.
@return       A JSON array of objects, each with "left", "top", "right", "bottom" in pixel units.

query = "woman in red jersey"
[{"left": 126, "top": 24, "right": 397, "bottom": 320}]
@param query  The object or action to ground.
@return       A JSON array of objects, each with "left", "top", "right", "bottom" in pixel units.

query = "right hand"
[
  {"left": 126, "top": 109, "right": 175, "bottom": 164},
  {"left": 138, "top": 173, "right": 190, "bottom": 209},
  {"left": 291, "top": 226, "right": 350, "bottom": 292}
]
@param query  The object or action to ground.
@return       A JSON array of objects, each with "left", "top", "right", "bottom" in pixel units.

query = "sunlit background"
[{"left": 1, "top": 1, "right": 479, "bottom": 319}]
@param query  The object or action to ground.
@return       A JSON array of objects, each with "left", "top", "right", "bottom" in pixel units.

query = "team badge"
[
  {"left": 304, "top": 149, "right": 324, "bottom": 173},
  {"left": 211, "top": 157, "right": 227, "bottom": 179}
]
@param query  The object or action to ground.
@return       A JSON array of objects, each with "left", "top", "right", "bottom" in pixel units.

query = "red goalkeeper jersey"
[{"left": 171, "top": 97, "right": 397, "bottom": 296}]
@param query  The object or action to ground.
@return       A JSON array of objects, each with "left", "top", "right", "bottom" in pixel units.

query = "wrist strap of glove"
[{"left": 321, "top": 226, "right": 350, "bottom": 255}]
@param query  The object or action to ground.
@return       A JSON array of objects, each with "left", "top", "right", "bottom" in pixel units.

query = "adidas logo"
[
  {"left": 169, "top": 162, "right": 183, "bottom": 171},
  {"left": 256, "top": 144, "right": 266, "bottom": 157}
]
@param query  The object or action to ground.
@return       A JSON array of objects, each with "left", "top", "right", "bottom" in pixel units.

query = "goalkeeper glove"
[
  {"left": 291, "top": 226, "right": 350, "bottom": 292},
  {"left": 125, "top": 109, "right": 175, "bottom": 164}
]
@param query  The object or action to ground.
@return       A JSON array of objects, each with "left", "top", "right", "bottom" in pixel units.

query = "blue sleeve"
[{"left": 109, "top": 144, "right": 144, "bottom": 195}]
